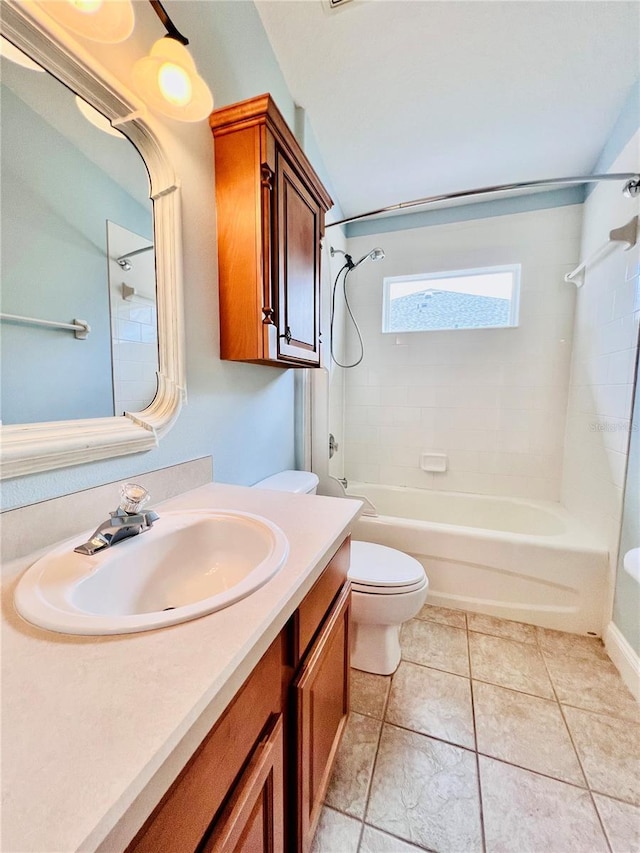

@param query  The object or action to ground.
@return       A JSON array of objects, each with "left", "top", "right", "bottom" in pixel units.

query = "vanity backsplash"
[{"left": 1, "top": 457, "right": 212, "bottom": 569}]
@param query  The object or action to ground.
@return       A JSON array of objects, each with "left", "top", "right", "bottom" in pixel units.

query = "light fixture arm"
[{"left": 149, "top": 0, "right": 189, "bottom": 46}]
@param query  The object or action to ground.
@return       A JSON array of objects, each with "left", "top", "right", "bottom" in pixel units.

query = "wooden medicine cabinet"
[{"left": 210, "top": 94, "right": 333, "bottom": 367}]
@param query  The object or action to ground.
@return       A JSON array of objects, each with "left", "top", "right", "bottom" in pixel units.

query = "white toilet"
[
  {"left": 252, "top": 471, "right": 429, "bottom": 676},
  {"left": 348, "top": 541, "right": 428, "bottom": 675}
]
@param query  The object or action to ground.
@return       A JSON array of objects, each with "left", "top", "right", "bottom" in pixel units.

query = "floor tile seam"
[
  {"left": 360, "top": 688, "right": 390, "bottom": 828},
  {"left": 467, "top": 627, "right": 538, "bottom": 646},
  {"left": 355, "top": 814, "right": 366, "bottom": 853},
  {"left": 589, "top": 796, "right": 617, "bottom": 853},
  {"left": 468, "top": 672, "right": 557, "bottom": 703},
  {"left": 558, "top": 699, "right": 640, "bottom": 726},
  {"left": 321, "top": 800, "right": 365, "bottom": 824},
  {"left": 380, "top": 719, "right": 478, "bottom": 755},
  {"left": 467, "top": 624, "right": 487, "bottom": 853},
  {"left": 538, "top": 644, "right": 597, "bottom": 820},
  {"left": 360, "top": 820, "right": 438, "bottom": 852},
  {"left": 587, "top": 786, "right": 640, "bottom": 808},
  {"left": 466, "top": 633, "right": 554, "bottom": 696},
  {"left": 411, "top": 617, "right": 468, "bottom": 636},
  {"left": 532, "top": 630, "right": 610, "bottom": 663},
  {"left": 587, "top": 784, "right": 614, "bottom": 852},
  {"left": 415, "top": 609, "right": 468, "bottom": 628},
  {"left": 475, "top": 749, "right": 590, "bottom": 791},
  {"left": 400, "top": 654, "right": 470, "bottom": 679},
  {"left": 537, "top": 647, "right": 612, "bottom": 667},
  {"left": 414, "top": 614, "right": 466, "bottom": 632},
  {"left": 393, "top": 658, "right": 473, "bottom": 684},
  {"left": 555, "top": 689, "right": 640, "bottom": 811}
]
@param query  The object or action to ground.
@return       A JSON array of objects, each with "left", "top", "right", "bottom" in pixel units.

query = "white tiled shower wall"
[
  {"left": 107, "top": 222, "right": 159, "bottom": 416},
  {"left": 562, "top": 132, "right": 640, "bottom": 566},
  {"left": 341, "top": 205, "right": 582, "bottom": 500}
]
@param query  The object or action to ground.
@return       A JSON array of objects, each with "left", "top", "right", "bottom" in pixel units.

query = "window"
[{"left": 382, "top": 265, "right": 520, "bottom": 333}]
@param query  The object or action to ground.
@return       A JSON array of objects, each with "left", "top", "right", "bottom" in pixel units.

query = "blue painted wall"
[{"left": 0, "top": 1, "right": 331, "bottom": 510}]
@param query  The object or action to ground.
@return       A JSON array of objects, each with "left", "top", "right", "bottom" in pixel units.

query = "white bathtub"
[{"left": 346, "top": 482, "right": 608, "bottom": 635}]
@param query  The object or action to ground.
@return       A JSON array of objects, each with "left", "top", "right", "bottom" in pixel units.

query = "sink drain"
[{"left": 163, "top": 606, "right": 175, "bottom": 611}]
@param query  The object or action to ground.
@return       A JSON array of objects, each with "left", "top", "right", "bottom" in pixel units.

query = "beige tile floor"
[{"left": 312, "top": 605, "right": 640, "bottom": 853}]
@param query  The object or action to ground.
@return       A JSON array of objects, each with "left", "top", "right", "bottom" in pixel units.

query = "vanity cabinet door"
[
  {"left": 204, "top": 714, "right": 285, "bottom": 853},
  {"left": 294, "top": 583, "right": 351, "bottom": 852}
]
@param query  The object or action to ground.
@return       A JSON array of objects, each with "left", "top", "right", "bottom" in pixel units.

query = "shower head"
[
  {"left": 330, "top": 246, "right": 385, "bottom": 270},
  {"left": 354, "top": 247, "right": 385, "bottom": 267}
]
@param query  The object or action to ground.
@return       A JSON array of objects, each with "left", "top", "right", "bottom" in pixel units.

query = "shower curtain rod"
[{"left": 326, "top": 173, "right": 640, "bottom": 228}]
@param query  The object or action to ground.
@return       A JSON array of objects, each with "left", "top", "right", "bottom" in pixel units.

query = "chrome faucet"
[{"left": 74, "top": 483, "right": 159, "bottom": 556}]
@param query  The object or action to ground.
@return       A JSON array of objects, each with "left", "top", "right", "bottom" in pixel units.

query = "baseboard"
[{"left": 605, "top": 621, "right": 640, "bottom": 702}]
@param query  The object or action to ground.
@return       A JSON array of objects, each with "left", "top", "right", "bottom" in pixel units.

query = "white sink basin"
[{"left": 14, "top": 510, "right": 289, "bottom": 635}]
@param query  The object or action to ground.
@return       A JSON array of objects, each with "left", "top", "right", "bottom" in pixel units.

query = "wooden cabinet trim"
[
  {"left": 276, "top": 153, "right": 321, "bottom": 366},
  {"left": 210, "top": 94, "right": 332, "bottom": 212},
  {"left": 296, "top": 538, "right": 350, "bottom": 664},
  {"left": 295, "top": 583, "right": 351, "bottom": 851},
  {"left": 204, "top": 714, "right": 285, "bottom": 853}
]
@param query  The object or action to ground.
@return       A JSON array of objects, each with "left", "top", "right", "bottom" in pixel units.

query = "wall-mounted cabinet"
[{"left": 210, "top": 94, "right": 332, "bottom": 367}]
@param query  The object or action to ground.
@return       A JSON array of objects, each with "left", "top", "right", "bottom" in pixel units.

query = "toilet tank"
[{"left": 252, "top": 470, "right": 319, "bottom": 494}]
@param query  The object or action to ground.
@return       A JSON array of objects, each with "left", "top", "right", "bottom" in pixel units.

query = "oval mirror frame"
[{"left": 0, "top": 1, "right": 186, "bottom": 480}]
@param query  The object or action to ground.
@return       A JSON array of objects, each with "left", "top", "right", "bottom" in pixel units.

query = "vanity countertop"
[{"left": 1, "top": 483, "right": 362, "bottom": 853}]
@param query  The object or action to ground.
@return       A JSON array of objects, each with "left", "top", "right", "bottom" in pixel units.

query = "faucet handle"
[{"left": 119, "top": 482, "right": 150, "bottom": 514}]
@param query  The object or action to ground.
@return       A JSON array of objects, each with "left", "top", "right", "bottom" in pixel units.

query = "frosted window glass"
[{"left": 382, "top": 265, "right": 520, "bottom": 333}]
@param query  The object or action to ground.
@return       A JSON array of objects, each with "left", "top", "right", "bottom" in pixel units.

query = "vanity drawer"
[
  {"left": 294, "top": 537, "right": 350, "bottom": 664},
  {"left": 128, "top": 635, "right": 284, "bottom": 853}
]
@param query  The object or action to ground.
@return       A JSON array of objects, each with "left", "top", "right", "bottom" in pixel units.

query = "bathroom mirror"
[
  {"left": 0, "top": 1, "right": 185, "bottom": 479},
  {"left": 1, "top": 47, "right": 157, "bottom": 424}
]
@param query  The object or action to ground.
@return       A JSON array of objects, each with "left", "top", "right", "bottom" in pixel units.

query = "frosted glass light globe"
[
  {"left": 37, "top": 0, "right": 135, "bottom": 43},
  {"left": 158, "top": 62, "right": 193, "bottom": 107},
  {"left": 132, "top": 37, "right": 213, "bottom": 122}
]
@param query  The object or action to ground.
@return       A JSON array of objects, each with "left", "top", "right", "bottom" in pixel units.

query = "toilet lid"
[{"left": 348, "top": 541, "right": 426, "bottom": 592}]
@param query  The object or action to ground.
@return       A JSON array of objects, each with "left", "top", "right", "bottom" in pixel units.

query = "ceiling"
[{"left": 255, "top": 1, "right": 640, "bottom": 220}]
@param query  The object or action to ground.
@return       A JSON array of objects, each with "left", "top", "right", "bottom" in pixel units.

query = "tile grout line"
[
  {"left": 355, "top": 815, "right": 365, "bottom": 853},
  {"left": 347, "top": 611, "right": 637, "bottom": 852},
  {"left": 402, "top": 652, "right": 559, "bottom": 703},
  {"left": 323, "top": 672, "right": 390, "bottom": 851},
  {"left": 360, "top": 821, "right": 439, "bottom": 852},
  {"left": 466, "top": 614, "right": 487, "bottom": 853},
  {"left": 358, "top": 667, "right": 393, "bottom": 837},
  {"left": 377, "top": 716, "right": 614, "bottom": 797},
  {"left": 535, "top": 629, "right": 614, "bottom": 853}
]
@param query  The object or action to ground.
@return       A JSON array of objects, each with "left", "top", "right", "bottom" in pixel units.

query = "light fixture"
[
  {"left": 75, "top": 95, "right": 125, "bottom": 138},
  {"left": 132, "top": 37, "right": 213, "bottom": 122},
  {"left": 0, "top": 36, "right": 45, "bottom": 71},
  {"left": 37, "top": 0, "right": 213, "bottom": 122},
  {"left": 37, "top": 0, "right": 135, "bottom": 44}
]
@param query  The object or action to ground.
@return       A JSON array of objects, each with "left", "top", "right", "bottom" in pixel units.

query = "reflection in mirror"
[
  {"left": 106, "top": 222, "right": 158, "bottom": 414},
  {"left": 0, "top": 40, "right": 158, "bottom": 425}
]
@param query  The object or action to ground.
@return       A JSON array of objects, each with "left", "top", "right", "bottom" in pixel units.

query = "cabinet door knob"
[{"left": 280, "top": 326, "right": 292, "bottom": 345}]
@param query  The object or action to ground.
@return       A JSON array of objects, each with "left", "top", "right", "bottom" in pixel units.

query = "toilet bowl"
[
  {"left": 252, "top": 471, "right": 428, "bottom": 676},
  {"left": 349, "top": 541, "right": 428, "bottom": 675}
]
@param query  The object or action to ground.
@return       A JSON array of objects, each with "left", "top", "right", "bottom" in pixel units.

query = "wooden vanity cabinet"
[
  {"left": 203, "top": 714, "right": 285, "bottom": 853},
  {"left": 294, "top": 583, "right": 350, "bottom": 852},
  {"left": 210, "top": 94, "right": 333, "bottom": 367},
  {"left": 127, "top": 538, "right": 350, "bottom": 853}
]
